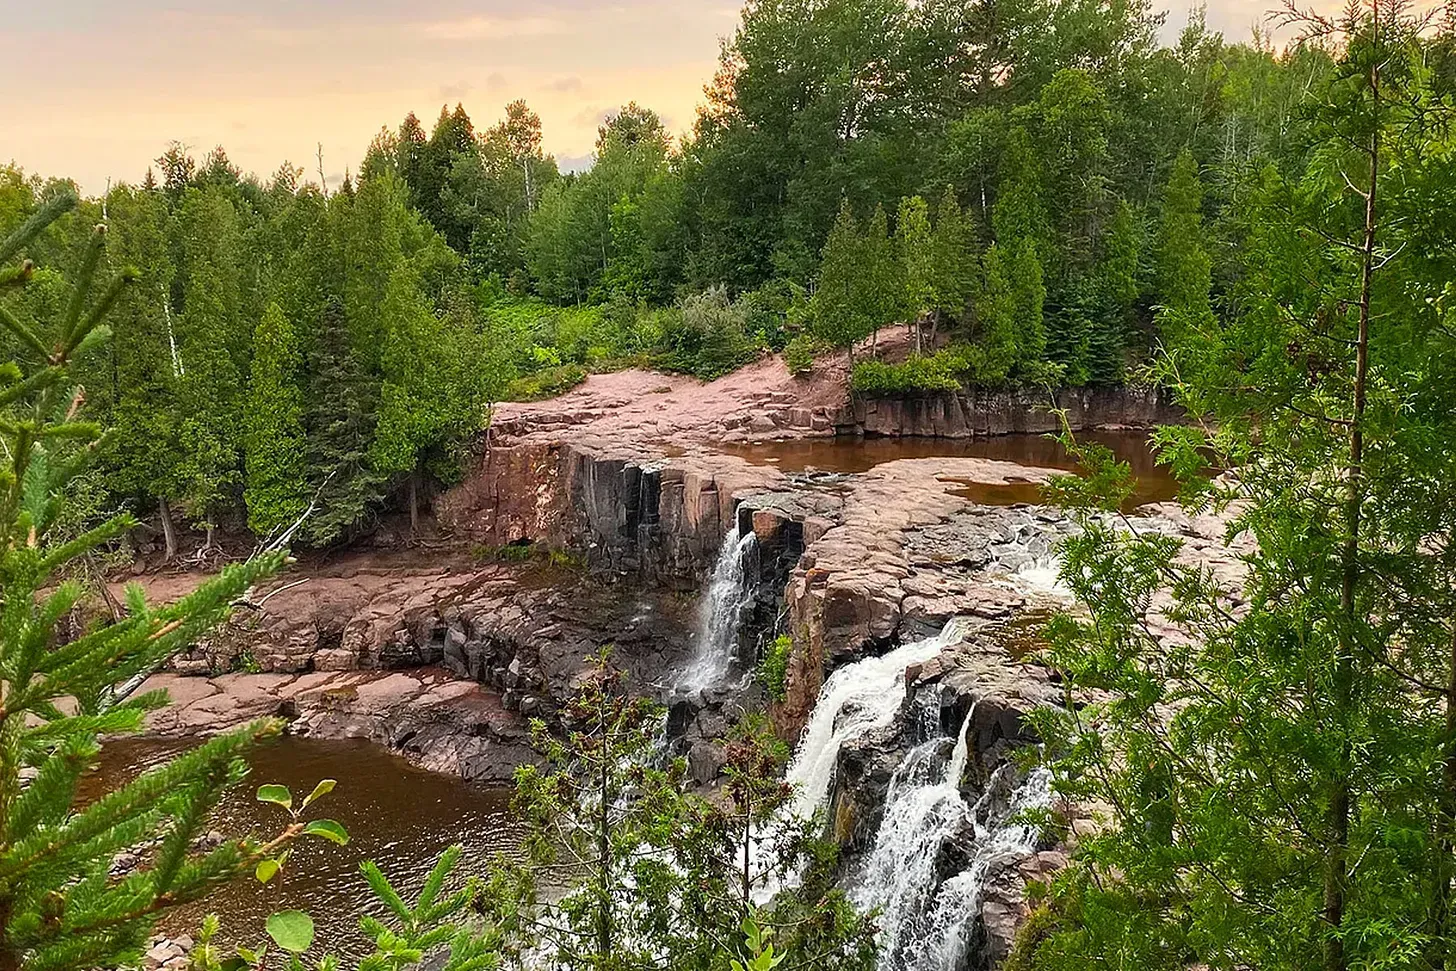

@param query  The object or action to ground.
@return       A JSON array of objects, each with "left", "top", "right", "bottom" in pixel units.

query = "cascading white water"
[
  {"left": 1014, "top": 554, "right": 1072, "bottom": 598},
  {"left": 784, "top": 616, "right": 976, "bottom": 820},
  {"left": 677, "top": 526, "right": 758, "bottom": 693},
  {"left": 929, "top": 767, "right": 1052, "bottom": 970},
  {"left": 854, "top": 715, "right": 1053, "bottom": 971}
]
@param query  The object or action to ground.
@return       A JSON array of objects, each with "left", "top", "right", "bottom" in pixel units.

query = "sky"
[{"left": 4, "top": 0, "right": 1299, "bottom": 195}]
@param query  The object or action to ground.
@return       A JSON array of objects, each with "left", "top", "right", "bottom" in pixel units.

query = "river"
[
  {"left": 83, "top": 737, "right": 524, "bottom": 958},
  {"left": 720, "top": 429, "right": 1178, "bottom": 509}
]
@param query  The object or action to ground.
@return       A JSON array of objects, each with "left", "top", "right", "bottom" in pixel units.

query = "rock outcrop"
[
  {"left": 140, "top": 668, "right": 536, "bottom": 784},
  {"left": 849, "top": 385, "right": 1183, "bottom": 438}
]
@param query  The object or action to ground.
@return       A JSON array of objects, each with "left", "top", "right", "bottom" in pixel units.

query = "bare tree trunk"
[
  {"left": 1431, "top": 625, "right": 1456, "bottom": 969},
  {"left": 408, "top": 472, "right": 420, "bottom": 535},
  {"left": 1324, "top": 28, "right": 1380, "bottom": 970},
  {"left": 597, "top": 698, "right": 612, "bottom": 963},
  {"left": 158, "top": 497, "right": 178, "bottom": 563}
]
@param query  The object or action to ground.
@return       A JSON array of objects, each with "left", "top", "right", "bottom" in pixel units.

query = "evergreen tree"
[
  {"left": 1084, "top": 197, "right": 1141, "bottom": 385},
  {"left": 897, "top": 195, "right": 935, "bottom": 352},
  {"left": 1154, "top": 148, "right": 1213, "bottom": 339},
  {"left": 341, "top": 173, "right": 408, "bottom": 372},
  {"left": 173, "top": 186, "right": 245, "bottom": 542},
  {"left": 102, "top": 185, "right": 187, "bottom": 559},
  {"left": 861, "top": 203, "right": 904, "bottom": 353},
  {"left": 244, "top": 303, "right": 307, "bottom": 537},
  {"left": 929, "top": 186, "right": 976, "bottom": 340},
  {"left": 975, "top": 242, "right": 1018, "bottom": 383},
  {"left": 0, "top": 188, "right": 307, "bottom": 971},
  {"left": 1008, "top": 236, "right": 1048, "bottom": 372},
  {"left": 809, "top": 201, "right": 874, "bottom": 365},
  {"left": 1025, "top": 8, "right": 1456, "bottom": 968},
  {"left": 301, "top": 299, "right": 380, "bottom": 548}
]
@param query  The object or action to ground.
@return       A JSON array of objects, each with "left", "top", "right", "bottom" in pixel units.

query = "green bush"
[
  {"left": 783, "top": 334, "right": 818, "bottom": 376},
  {"left": 504, "top": 363, "right": 587, "bottom": 401},
  {"left": 759, "top": 634, "right": 793, "bottom": 701},
  {"left": 654, "top": 286, "right": 759, "bottom": 380},
  {"left": 850, "top": 350, "right": 967, "bottom": 395}
]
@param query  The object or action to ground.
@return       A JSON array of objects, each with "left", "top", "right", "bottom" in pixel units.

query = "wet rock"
[{"left": 687, "top": 740, "right": 728, "bottom": 785}]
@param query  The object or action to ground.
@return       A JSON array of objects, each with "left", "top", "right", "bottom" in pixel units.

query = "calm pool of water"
[
  {"left": 83, "top": 737, "right": 524, "bottom": 958},
  {"left": 721, "top": 430, "right": 1179, "bottom": 509}
]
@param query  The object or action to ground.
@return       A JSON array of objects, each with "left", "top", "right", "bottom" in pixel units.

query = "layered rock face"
[
  {"left": 437, "top": 443, "right": 783, "bottom": 587},
  {"left": 850, "top": 385, "right": 1183, "bottom": 438}
]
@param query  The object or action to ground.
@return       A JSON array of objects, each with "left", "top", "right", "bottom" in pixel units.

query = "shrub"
[
  {"left": 504, "top": 363, "right": 587, "bottom": 401},
  {"left": 851, "top": 353, "right": 964, "bottom": 395},
  {"left": 654, "top": 286, "right": 759, "bottom": 379},
  {"left": 760, "top": 634, "right": 793, "bottom": 701},
  {"left": 783, "top": 334, "right": 818, "bottom": 376}
]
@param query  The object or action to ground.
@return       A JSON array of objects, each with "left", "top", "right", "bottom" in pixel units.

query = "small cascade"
[
  {"left": 854, "top": 716, "right": 1053, "bottom": 971},
  {"left": 784, "top": 616, "right": 976, "bottom": 820},
  {"left": 1013, "top": 554, "right": 1071, "bottom": 598},
  {"left": 677, "top": 526, "right": 758, "bottom": 694}
]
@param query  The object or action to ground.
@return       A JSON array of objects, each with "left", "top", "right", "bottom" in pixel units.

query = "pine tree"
[
  {"left": 929, "top": 186, "right": 976, "bottom": 342},
  {"left": 174, "top": 187, "right": 245, "bottom": 542},
  {"left": 1084, "top": 197, "right": 1141, "bottom": 385},
  {"left": 301, "top": 299, "right": 381, "bottom": 548},
  {"left": 1008, "top": 236, "right": 1048, "bottom": 371},
  {"left": 810, "top": 201, "right": 874, "bottom": 365},
  {"left": 976, "top": 243, "right": 1019, "bottom": 383},
  {"left": 862, "top": 203, "right": 904, "bottom": 354},
  {"left": 341, "top": 174, "right": 408, "bottom": 373},
  {"left": 244, "top": 303, "right": 307, "bottom": 537},
  {"left": 897, "top": 195, "right": 934, "bottom": 352},
  {"left": 101, "top": 186, "right": 186, "bottom": 559},
  {"left": 0, "top": 188, "right": 306, "bottom": 971},
  {"left": 1154, "top": 149, "right": 1213, "bottom": 339}
]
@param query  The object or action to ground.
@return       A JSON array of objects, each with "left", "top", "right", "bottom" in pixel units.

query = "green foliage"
[
  {"left": 655, "top": 287, "right": 759, "bottom": 380},
  {"left": 0, "top": 184, "right": 313, "bottom": 971},
  {"left": 781, "top": 334, "right": 818, "bottom": 376},
  {"left": 1027, "top": 9, "right": 1456, "bottom": 968},
  {"left": 504, "top": 363, "right": 587, "bottom": 402},
  {"left": 190, "top": 844, "right": 496, "bottom": 971},
  {"left": 1154, "top": 149, "right": 1213, "bottom": 340},
  {"left": 244, "top": 303, "right": 307, "bottom": 536},
  {"left": 851, "top": 352, "right": 966, "bottom": 395},
  {"left": 479, "top": 653, "right": 877, "bottom": 971},
  {"left": 758, "top": 634, "right": 792, "bottom": 702}
]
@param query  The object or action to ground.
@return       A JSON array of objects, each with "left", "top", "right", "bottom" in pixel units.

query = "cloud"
[
  {"left": 415, "top": 15, "right": 564, "bottom": 40},
  {"left": 546, "top": 76, "right": 585, "bottom": 94},
  {"left": 438, "top": 80, "right": 473, "bottom": 100},
  {"left": 556, "top": 154, "right": 595, "bottom": 174},
  {"left": 571, "top": 106, "right": 616, "bottom": 130}
]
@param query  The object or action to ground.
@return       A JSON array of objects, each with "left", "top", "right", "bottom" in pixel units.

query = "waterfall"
[
  {"left": 783, "top": 616, "right": 975, "bottom": 821},
  {"left": 677, "top": 526, "right": 758, "bottom": 694},
  {"left": 854, "top": 717, "right": 1053, "bottom": 971}
]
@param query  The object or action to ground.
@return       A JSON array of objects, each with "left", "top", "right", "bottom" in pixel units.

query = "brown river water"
[
  {"left": 82, "top": 737, "right": 524, "bottom": 957},
  {"left": 721, "top": 429, "right": 1180, "bottom": 509}
]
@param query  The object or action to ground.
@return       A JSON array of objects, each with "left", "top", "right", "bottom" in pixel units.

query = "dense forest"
[{"left": 0, "top": 0, "right": 1372, "bottom": 553}]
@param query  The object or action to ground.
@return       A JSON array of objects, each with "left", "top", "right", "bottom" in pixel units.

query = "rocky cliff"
[{"left": 848, "top": 385, "right": 1183, "bottom": 438}]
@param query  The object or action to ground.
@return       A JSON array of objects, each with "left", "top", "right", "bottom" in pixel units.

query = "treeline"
[{"left": 0, "top": 0, "right": 1352, "bottom": 548}]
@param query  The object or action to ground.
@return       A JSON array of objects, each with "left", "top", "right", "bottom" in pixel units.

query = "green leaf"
[
  {"left": 301, "top": 778, "right": 336, "bottom": 810},
  {"left": 265, "top": 910, "right": 315, "bottom": 953},
  {"left": 302, "top": 818, "right": 350, "bottom": 845},
  {"left": 256, "top": 784, "right": 293, "bottom": 810},
  {"left": 255, "top": 858, "right": 280, "bottom": 884}
]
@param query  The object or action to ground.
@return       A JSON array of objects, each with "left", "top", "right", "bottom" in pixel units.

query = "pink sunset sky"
[{"left": 5, "top": 0, "right": 1312, "bottom": 194}]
